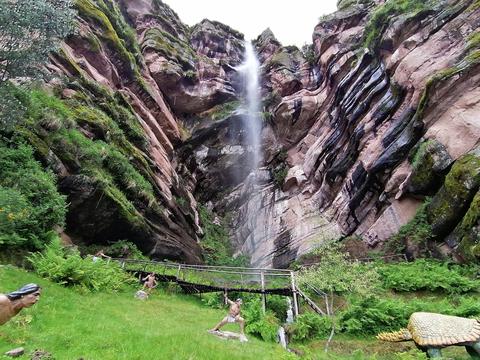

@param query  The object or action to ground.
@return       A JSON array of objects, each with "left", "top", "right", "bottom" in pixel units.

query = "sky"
[{"left": 162, "top": 0, "right": 338, "bottom": 47}]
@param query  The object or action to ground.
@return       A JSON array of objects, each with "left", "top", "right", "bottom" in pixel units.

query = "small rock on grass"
[
  {"left": 30, "top": 349, "right": 54, "bottom": 360},
  {"left": 4, "top": 347, "right": 24, "bottom": 357}
]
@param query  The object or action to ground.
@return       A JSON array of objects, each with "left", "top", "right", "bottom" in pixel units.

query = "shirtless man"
[
  {"left": 209, "top": 294, "right": 247, "bottom": 341},
  {"left": 0, "top": 284, "right": 41, "bottom": 325},
  {"left": 142, "top": 273, "right": 157, "bottom": 293},
  {"left": 92, "top": 249, "right": 110, "bottom": 262}
]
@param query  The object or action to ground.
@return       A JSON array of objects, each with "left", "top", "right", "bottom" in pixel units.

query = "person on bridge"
[
  {"left": 142, "top": 273, "right": 157, "bottom": 294},
  {"left": 0, "top": 284, "right": 41, "bottom": 325},
  {"left": 209, "top": 293, "right": 247, "bottom": 341}
]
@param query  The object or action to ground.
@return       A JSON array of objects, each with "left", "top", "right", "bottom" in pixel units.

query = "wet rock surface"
[{"left": 40, "top": 0, "right": 480, "bottom": 265}]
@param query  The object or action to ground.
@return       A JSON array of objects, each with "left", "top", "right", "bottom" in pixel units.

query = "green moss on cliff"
[
  {"left": 15, "top": 87, "right": 160, "bottom": 233},
  {"left": 426, "top": 153, "right": 480, "bottom": 238},
  {"left": 408, "top": 140, "right": 436, "bottom": 188},
  {"left": 75, "top": 0, "right": 138, "bottom": 76},
  {"left": 337, "top": 0, "right": 373, "bottom": 10},
  {"left": 385, "top": 199, "right": 433, "bottom": 254},
  {"left": 142, "top": 28, "right": 196, "bottom": 71},
  {"left": 454, "top": 189, "right": 480, "bottom": 260},
  {"left": 363, "top": 0, "right": 430, "bottom": 51}
]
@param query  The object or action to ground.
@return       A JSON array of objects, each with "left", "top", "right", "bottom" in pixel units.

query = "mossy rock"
[
  {"left": 426, "top": 149, "right": 480, "bottom": 238},
  {"left": 449, "top": 189, "right": 480, "bottom": 261},
  {"left": 406, "top": 139, "right": 453, "bottom": 195}
]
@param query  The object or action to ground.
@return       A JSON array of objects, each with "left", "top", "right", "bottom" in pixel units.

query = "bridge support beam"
[
  {"left": 260, "top": 271, "right": 266, "bottom": 315},
  {"left": 290, "top": 271, "right": 299, "bottom": 318}
]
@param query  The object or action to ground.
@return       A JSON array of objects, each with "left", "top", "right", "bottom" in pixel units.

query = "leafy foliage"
[
  {"left": 0, "top": 83, "right": 26, "bottom": 130},
  {"left": 287, "top": 312, "right": 332, "bottom": 342},
  {"left": 301, "top": 44, "right": 315, "bottom": 65},
  {"left": 377, "top": 259, "right": 479, "bottom": 294},
  {"left": 29, "top": 238, "right": 136, "bottom": 292},
  {"left": 339, "top": 295, "right": 480, "bottom": 335},
  {"left": 0, "top": 142, "right": 66, "bottom": 249},
  {"left": 273, "top": 165, "right": 288, "bottom": 188},
  {"left": 243, "top": 298, "right": 281, "bottom": 342},
  {"left": 0, "top": 0, "right": 75, "bottom": 84},
  {"left": 296, "top": 241, "right": 380, "bottom": 297}
]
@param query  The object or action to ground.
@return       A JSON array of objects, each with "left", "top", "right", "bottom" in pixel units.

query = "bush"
[
  {"left": 232, "top": 297, "right": 281, "bottom": 342},
  {"left": 340, "top": 296, "right": 411, "bottom": 335},
  {"left": 288, "top": 312, "right": 332, "bottom": 342},
  {"left": 377, "top": 259, "right": 479, "bottom": 294},
  {"left": 0, "top": 142, "right": 66, "bottom": 249},
  {"left": 29, "top": 237, "right": 136, "bottom": 292},
  {"left": 339, "top": 295, "right": 480, "bottom": 335},
  {"left": 243, "top": 298, "right": 281, "bottom": 342}
]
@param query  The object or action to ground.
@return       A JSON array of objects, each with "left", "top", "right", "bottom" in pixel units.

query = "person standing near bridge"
[
  {"left": 142, "top": 273, "right": 157, "bottom": 294},
  {"left": 209, "top": 293, "right": 247, "bottom": 342}
]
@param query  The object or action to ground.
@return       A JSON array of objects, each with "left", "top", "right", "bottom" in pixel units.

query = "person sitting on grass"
[
  {"left": 0, "top": 284, "right": 41, "bottom": 325},
  {"left": 209, "top": 293, "right": 247, "bottom": 341},
  {"left": 142, "top": 273, "right": 157, "bottom": 294}
]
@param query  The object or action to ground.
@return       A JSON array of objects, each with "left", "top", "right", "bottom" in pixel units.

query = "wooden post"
[
  {"left": 290, "top": 271, "right": 299, "bottom": 318},
  {"left": 224, "top": 289, "right": 228, "bottom": 305},
  {"left": 260, "top": 271, "right": 266, "bottom": 315},
  {"left": 176, "top": 264, "right": 181, "bottom": 279}
]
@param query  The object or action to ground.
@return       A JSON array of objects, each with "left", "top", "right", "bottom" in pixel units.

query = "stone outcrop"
[
  {"left": 184, "top": 0, "right": 480, "bottom": 266},
  {"left": 31, "top": 0, "right": 480, "bottom": 266}
]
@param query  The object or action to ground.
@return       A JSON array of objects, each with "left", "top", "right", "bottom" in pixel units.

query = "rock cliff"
[{"left": 28, "top": 0, "right": 480, "bottom": 266}]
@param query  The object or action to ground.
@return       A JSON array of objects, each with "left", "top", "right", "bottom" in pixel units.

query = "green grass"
[{"left": 0, "top": 266, "right": 288, "bottom": 360}]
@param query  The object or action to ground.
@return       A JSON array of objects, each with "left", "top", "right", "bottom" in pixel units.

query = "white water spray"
[{"left": 237, "top": 41, "right": 262, "bottom": 174}]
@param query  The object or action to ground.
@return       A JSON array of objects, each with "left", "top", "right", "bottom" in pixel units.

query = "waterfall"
[
  {"left": 236, "top": 41, "right": 262, "bottom": 177},
  {"left": 286, "top": 298, "right": 294, "bottom": 324},
  {"left": 278, "top": 298, "right": 294, "bottom": 349}
]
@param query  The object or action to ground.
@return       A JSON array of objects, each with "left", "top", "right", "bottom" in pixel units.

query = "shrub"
[
  {"left": 339, "top": 295, "right": 480, "bottom": 335},
  {"left": 243, "top": 298, "right": 280, "bottom": 342},
  {"left": 29, "top": 237, "right": 136, "bottom": 292},
  {"left": 288, "top": 312, "right": 332, "bottom": 342},
  {"left": 377, "top": 259, "right": 479, "bottom": 294},
  {"left": 0, "top": 0, "right": 75, "bottom": 85},
  {"left": 0, "top": 143, "right": 66, "bottom": 249},
  {"left": 340, "top": 296, "right": 411, "bottom": 335}
]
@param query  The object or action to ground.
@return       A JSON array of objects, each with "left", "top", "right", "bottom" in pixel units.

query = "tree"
[
  {"left": 296, "top": 241, "right": 380, "bottom": 351},
  {"left": 0, "top": 0, "right": 75, "bottom": 83}
]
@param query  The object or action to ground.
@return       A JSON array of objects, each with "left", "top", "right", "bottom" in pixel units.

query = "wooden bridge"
[{"left": 112, "top": 258, "right": 320, "bottom": 317}]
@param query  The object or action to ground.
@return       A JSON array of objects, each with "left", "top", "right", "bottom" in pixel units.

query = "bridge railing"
[{"left": 113, "top": 258, "right": 292, "bottom": 291}]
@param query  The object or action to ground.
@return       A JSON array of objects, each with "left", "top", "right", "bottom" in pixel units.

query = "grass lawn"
[
  {"left": 0, "top": 265, "right": 474, "bottom": 360},
  {"left": 0, "top": 265, "right": 289, "bottom": 360}
]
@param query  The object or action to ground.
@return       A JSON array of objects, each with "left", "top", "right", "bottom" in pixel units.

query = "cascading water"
[
  {"left": 278, "top": 297, "right": 295, "bottom": 349},
  {"left": 236, "top": 41, "right": 262, "bottom": 178},
  {"left": 232, "top": 41, "right": 264, "bottom": 261}
]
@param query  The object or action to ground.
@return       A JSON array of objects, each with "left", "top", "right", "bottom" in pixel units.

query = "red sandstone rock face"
[
  {"left": 120, "top": 0, "right": 244, "bottom": 114},
  {"left": 185, "top": 0, "right": 480, "bottom": 266},
  {"left": 46, "top": 0, "right": 480, "bottom": 266},
  {"left": 232, "top": 0, "right": 480, "bottom": 266}
]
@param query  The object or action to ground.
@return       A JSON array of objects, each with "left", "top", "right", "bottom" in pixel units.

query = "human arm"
[{"left": 224, "top": 293, "right": 234, "bottom": 305}]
